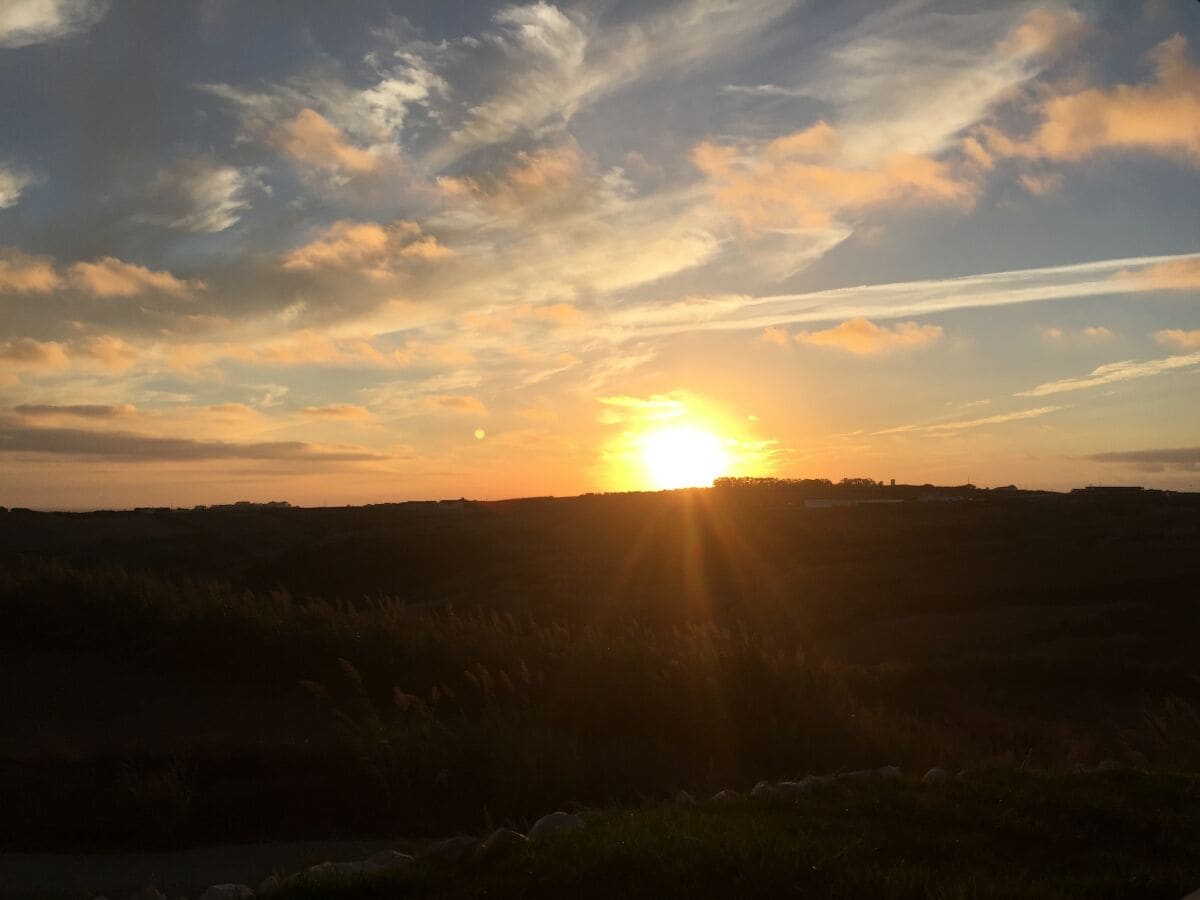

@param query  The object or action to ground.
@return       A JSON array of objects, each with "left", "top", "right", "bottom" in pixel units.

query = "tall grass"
[{"left": 0, "top": 558, "right": 1195, "bottom": 849}]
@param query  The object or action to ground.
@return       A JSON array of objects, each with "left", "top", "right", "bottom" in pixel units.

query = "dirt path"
[{"left": 0, "top": 839, "right": 399, "bottom": 899}]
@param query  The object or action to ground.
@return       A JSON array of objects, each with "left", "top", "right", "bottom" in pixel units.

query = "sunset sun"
[{"left": 639, "top": 425, "right": 731, "bottom": 490}]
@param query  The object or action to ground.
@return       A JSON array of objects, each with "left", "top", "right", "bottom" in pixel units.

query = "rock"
[
  {"left": 257, "top": 874, "right": 283, "bottom": 895},
  {"left": 777, "top": 775, "right": 830, "bottom": 798},
  {"left": 529, "top": 811, "right": 585, "bottom": 840},
  {"left": 304, "top": 860, "right": 380, "bottom": 880},
  {"left": 877, "top": 765, "right": 902, "bottom": 780},
  {"left": 922, "top": 767, "right": 951, "bottom": 785},
  {"left": 367, "top": 849, "right": 414, "bottom": 870},
  {"left": 706, "top": 789, "right": 745, "bottom": 808},
  {"left": 422, "top": 834, "right": 480, "bottom": 861},
  {"left": 198, "top": 886, "right": 253, "bottom": 900},
  {"left": 1092, "top": 759, "right": 1122, "bottom": 773},
  {"left": 840, "top": 769, "right": 876, "bottom": 780},
  {"left": 673, "top": 789, "right": 697, "bottom": 807},
  {"left": 477, "top": 827, "right": 528, "bottom": 860},
  {"left": 126, "top": 890, "right": 166, "bottom": 900},
  {"left": 750, "top": 780, "right": 779, "bottom": 800}
]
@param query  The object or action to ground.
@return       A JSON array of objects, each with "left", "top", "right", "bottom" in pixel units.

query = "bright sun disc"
[{"left": 640, "top": 426, "right": 730, "bottom": 490}]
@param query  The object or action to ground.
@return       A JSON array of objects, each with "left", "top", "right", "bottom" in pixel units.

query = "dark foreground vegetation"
[
  {"left": 1, "top": 487, "right": 1198, "bottom": 895},
  {"left": 268, "top": 770, "right": 1200, "bottom": 900}
]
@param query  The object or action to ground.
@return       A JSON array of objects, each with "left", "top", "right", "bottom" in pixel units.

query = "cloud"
[
  {"left": 0, "top": 249, "right": 61, "bottom": 292},
  {"left": 596, "top": 393, "right": 688, "bottom": 424},
  {"left": 275, "top": 108, "right": 383, "bottom": 176},
  {"left": 0, "top": 337, "right": 70, "bottom": 370},
  {"left": 692, "top": 122, "right": 975, "bottom": 233},
  {"left": 1086, "top": 447, "right": 1200, "bottom": 473},
  {"left": 0, "top": 163, "right": 38, "bottom": 208},
  {"left": 0, "top": 422, "right": 384, "bottom": 462},
  {"left": 143, "top": 158, "right": 261, "bottom": 233},
  {"left": 1017, "top": 351, "right": 1200, "bottom": 397},
  {"left": 1043, "top": 324, "right": 1115, "bottom": 342},
  {"left": 425, "top": 395, "right": 487, "bottom": 414},
  {"left": 999, "top": 7, "right": 1086, "bottom": 58},
  {"left": 1018, "top": 171, "right": 1064, "bottom": 195},
  {"left": 76, "top": 334, "right": 138, "bottom": 372},
  {"left": 438, "top": 142, "right": 592, "bottom": 219},
  {"left": 791, "top": 317, "right": 943, "bottom": 355},
  {"left": 300, "top": 404, "right": 373, "bottom": 421},
  {"left": 879, "top": 404, "right": 1064, "bottom": 436},
  {"left": 1118, "top": 257, "right": 1200, "bottom": 291},
  {"left": 14, "top": 403, "right": 134, "bottom": 419},
  {"left": 758, "top": 326, "right": 790, "bottom": 347},
  {"left": 282, "top": 219, "right": 451, "bottom": 275},
  {"left": 445, "top": 0, "right": 793, "bottom": 157},
  {"left": 623, "top": 251, "right": 1200, "bottom": 338},
  {"left": 68, "top": 257, "right": 202, "bottom": 297},
  {"left": 1154, "top": 329, "right": 1200, "bottom": 351},
  {"left": 0, "top": 0, "right": 107, "bottom": 48},
  {"left": 981, "top": 35, "right": 1200, "bottom": 163}
]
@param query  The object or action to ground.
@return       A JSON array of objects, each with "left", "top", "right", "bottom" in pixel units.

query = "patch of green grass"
[{"left": 271, "top": 770, "right": 1200, "bottom": 899}]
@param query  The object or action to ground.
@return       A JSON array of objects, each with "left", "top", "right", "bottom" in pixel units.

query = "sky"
[{"left": 0, "top": 0, "right": 1197, "bottom": 508}]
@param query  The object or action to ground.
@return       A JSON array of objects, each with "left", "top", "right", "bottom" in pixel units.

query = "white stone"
[
  {"left": 877, "top": 765, "right": 902, "bottom": 780},
  {"left": 673, "top": 789, "right": 697, "bottom": 807},
  {"left": 922, "top": 767, "right": 950, "bottom": 785},
  {"left": 529, "top": 811, "right": 584, "bottom": 840},
  {"left": 257, "top": 874, "right": 283, "bottom": 895},
  {"left": 707, "top": 789, "right": 745, "bottom": 808},
  {"left": 750, "top": 780, "right": 779, "bottom": 799},
  {"left": 198, "top": 886, "right": 253, "bottom": 900}
]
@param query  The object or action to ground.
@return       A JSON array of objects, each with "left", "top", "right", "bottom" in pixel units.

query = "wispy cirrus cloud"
[
  {"left": 1017, "top": 351, "right": 1200, "bottom": 397},
  {"left": 877, "top": 404, "right": 1065, "bottom": 436}
]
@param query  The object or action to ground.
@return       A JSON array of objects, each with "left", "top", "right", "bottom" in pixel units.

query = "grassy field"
[
  {"left": 267, "top": 770, "right": 1200, "bottom": 899},
  {"left": 0, "top": 490, "right": 1198, "bottom": 895}
]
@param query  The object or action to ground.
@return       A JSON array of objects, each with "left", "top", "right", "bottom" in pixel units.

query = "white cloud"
[
  {"left": 606, "top": 252, "right": 1200, "bottom": 339},
  {"left": 0, "top": 0, "right": 107, "bottom": 48},
  {"left": 144, "top": 158, "right": 261, "bottom": 233},
  {"left": 0, "top": 163, "right": 37, "bottom": 208},
  {"left": 878, "top": 405, "right": 1064, "bottom": 435},
  {"left": 1017, "top": 351, "right": 1200, "bottom": 397}
]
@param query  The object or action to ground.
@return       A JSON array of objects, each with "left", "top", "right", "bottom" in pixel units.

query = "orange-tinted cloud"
[
  {"left": 792, "top": 317, "right": 944, "bottom": 355},
  {"left": 425, "top": 395, "right": 487, "bottom": 414},
  {"left": 301, "top": 404, "right": 374, "bottom": 421},
  {"left": 282, "top": 219, "right": 451, "bottom": 275},
  {"left": 438, "top": 143, "right": 590, "bottom": 218},
  {"left": 1117, "top": 257, "right": 1200, "bottom": 291},
  {"left": 0, "top": 249, "right": 62, "bottom": 293},
  {"left": 693, "top": 121, "right": 975, "bottom": 232},
  {"left": 983, "top": 35, "right": 1200, "bottom": 163},
  {"left": 78, "top": 335, "right": 139, "bottom": 372},
  {"left": 999, "top": 7, "right": 1086, "bottom": 59},
  {"left": 68, "top": 256, "right": 201, "bottom": 297},
  {"left": 0, "top": 337, "right": 71, "bottom": 370},
  {"left": 276, "top": 108, "right": 381, "bottom": 174},
  {"left": 1154, "top": 329, "right": 1200, "bottom": 350}
]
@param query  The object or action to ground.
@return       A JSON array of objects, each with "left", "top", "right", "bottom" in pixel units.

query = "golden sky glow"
[{"left": 0, "top": 2, "right": 1198, "bottom": 507}]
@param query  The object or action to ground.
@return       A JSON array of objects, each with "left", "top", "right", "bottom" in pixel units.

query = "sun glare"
[{"left": 639, "top": 425, "right": 731, "bottom": 490}]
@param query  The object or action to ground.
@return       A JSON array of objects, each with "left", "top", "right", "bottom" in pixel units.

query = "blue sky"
[{"left": 0, "top": 0, "right": 1197, "bottom": 507}]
